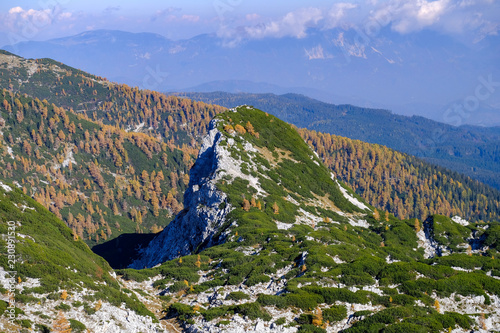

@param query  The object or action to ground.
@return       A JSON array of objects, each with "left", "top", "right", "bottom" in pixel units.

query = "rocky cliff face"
[
  {"left": 130, "top": 118, "right": 236, "bottom": 268},
  {"left": 130, "top": 106, "right": 367, "bottom": 269}
]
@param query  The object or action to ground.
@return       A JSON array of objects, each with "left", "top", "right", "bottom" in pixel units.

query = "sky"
[{"left": 0, "top": 0, "right": 499, "bottom": 47}]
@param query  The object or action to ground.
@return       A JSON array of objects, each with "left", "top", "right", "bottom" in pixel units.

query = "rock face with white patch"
[
  {"left": 0, "top": 180, "right": 12, "bottom": 193},
  {"left": 130, "top": 120, "right": 239, "bottom": 269},
  {"left": 452, "top": 216, "right": 469, "bottom": 226},
  {"left": 417, "top": 217, "right": 447, "bottom": 259},
  {"left": 336, "top": 180, "right": 370, "bottom": 211}
]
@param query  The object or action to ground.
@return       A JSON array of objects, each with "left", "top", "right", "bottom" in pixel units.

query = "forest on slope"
[
  {"left": 0, "top": 50, "right": 498, "bottom": 246},
  {"left": 300, "top": 130, "right": 500, "bottom": 223},
  {"left": 0, "top": 90, "right": 194, "bottom": 245}
]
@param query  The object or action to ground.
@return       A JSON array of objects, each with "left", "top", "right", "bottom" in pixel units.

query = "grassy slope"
[{"left": 0, "top": 181, "right": 154, "bottom": 330}]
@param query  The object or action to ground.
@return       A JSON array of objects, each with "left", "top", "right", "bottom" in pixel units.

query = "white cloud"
[
  {"left": 9, "top": 7, "right": 24, "bottom": 15},
  {"left": 326, "top": 3, "right": 358, "bottom": 28},
  {"left": 150, "top": 9, "right": 199, "bottom": 24},
  {"left": 3, "top": 6, "right": 73, "bottom": 30},
  {"left": 8, "top": 7, "right": 53, "bottom": 25},
  {"left": 150, "top": 7, "right": 181, "bottom": 22},
  {"left": 58, "top": 12, "right": 73, "bottom": 20},
  {"left": 368, "top": 0, "right": 498, "bottom": 37},
  {"left": 244, "top": 7, "right": 323, "bottom": 39},
  {"left": 181, "top": 15, "right": 200, "bottom": 23},
  {"left": 371, "top": 0, "right": 452, "bottom": 34},
  {"left": 225, "top": 0, "right": 497, "bottom": 43}
]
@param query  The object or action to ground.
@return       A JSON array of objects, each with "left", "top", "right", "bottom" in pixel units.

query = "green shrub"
[
  {"left": 297, "top": 324, "right": 326, "bottom": 333},
  {"left": 296, "top": 314, "right": 313, "bottom": 325},
  {"left": 257, "top": 292, "right": 322, "bottom": 310},
  {"left": 203, "top": 306, "right": 231, "bottom": 321},
  {"left": 275, "top": 317, "right": 287, "bottom": 325},
  {"left": 167, "top": 303, "right": 194, "bottom": 321},
  {"left": 69, "top": 319, "right": 87, "bottom": 332},
  {"left": 217, "top": 320, "right": 231, "bottom": 326},
  {"left": 55, "top": 303, "right": 71, "bottom": 311},
  {"left": 169, "top": 281, "right": 189, "bottom": 293},
  {"left": 158, "top": 295, "right": 172, "bottom": 303},
  {"left": 323, "top": 305, "right": 347, "bottom": 322},
  {"left": 118, "top": 269, "right": 154, "bottom": 282},
  {"left": 383, "top": 322, "right": 428, "bottom": 333},
  {"left": 15, "top": 319, "right": 32, "bottom": 328},
  {"left": 226, "top": 291, "right": 250, "bottom": 301},
  {"left": 233, "top": 302, "right": 272, "bottom": 321},
  {"left": 72, "top": 301, "right": 83, "bottom": 308},
  {"left": 245, "top": 274, "right": 271, "bottom": 286},
  {"left": 83, "top": 303, "right": 96, "bottom": 315},
  {"left": 15, "top": 294, "right": 40, "bottom": 304}
]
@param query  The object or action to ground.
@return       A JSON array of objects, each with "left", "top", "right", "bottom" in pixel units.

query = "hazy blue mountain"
[{"left": 3, "top": 28, "right": 499, "bottom": 126}]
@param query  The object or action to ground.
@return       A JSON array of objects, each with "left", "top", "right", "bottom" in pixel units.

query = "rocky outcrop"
[
  {"left": 130, "top": 119, "right": 235, "bottom": 269},
  {"left": 417, "top": 218, "right": 442, "bottom": 259}
]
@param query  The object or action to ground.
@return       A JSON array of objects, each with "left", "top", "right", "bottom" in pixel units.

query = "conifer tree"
[
  {"left": 273, "top": 202, "right": 279, "bottom": 214},
  {"left": 312, "top": 307, "right": 323, "bottom": 327},
  {"left": 414, "top": 218, "right": 421, "bottom": 232},
  {"left": 52, "top": 310, "right": 72, "bottom": 332},
  {"left": 242, "top": 199, "right": 250, "bottom": 211},
  {"left": 195, "top": 255, "right": 201, "bottom": 268},
  {"left": 434, "top": 299, "right": 440, "bottom": 313}
]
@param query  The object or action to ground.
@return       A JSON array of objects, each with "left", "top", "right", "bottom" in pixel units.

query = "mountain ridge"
[
  {"left": 177, "top": 91, "right": 500, "bottom": 190},
  {"left": 132, "top": 105, "right": 371, "bottom": 269}
]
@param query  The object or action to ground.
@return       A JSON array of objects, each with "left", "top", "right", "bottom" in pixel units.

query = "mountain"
[
  {"left": 118, "top": 106, "right": 500, "bottom": 332},
  {"left": 1, "top": 50, "right": 499, "bottom": 235},
  {"left": 130, "top": 106, "right": 370, "bottom": 269},
  {"left": 177, "top": 91, "right": 500, "bottom": 191},
  {"left": 390, "top": 101, "right": 500, "bottom": 128},
  {"left": 3, "top": 28, "right": 500, "bottom": 125},
  {"left": 178, "top": 80, "right": 365, "bottom": 108},
  {"left": 1, "top": 47, "right": 500, "bottom": 330},
  {"left": 0, "top": 180, "right": 160, "bottom": 332}
]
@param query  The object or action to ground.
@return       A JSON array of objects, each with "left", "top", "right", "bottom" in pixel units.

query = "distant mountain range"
[{"left": 2, "top": 28, "right": 500, "bottom": 126}]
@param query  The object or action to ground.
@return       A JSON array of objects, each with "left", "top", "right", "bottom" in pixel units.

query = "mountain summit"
[
  {"left": 121, "top": 106, "right": 499, "bottom": 332},
  {"left": 131, "top": 105, "right": 369, "bottom": 268}
]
